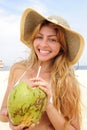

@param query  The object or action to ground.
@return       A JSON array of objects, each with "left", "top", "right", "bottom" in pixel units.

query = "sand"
[{"left": 0, "top": 70, "right": 87, "bottom": 130}]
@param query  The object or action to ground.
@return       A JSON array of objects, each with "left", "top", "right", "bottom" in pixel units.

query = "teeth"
[{"left": 39, "top": 50, "right": 50, "bottom": 54}]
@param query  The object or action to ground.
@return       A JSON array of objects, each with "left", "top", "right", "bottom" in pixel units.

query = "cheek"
[
  {"left": 33, "top": 41, "right": 37, "bottom": 49},
  {"left": 54, "top": 44, "right": 61, "bottom": 54}
]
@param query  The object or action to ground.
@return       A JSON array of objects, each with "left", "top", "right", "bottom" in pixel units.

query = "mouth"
[{"left": 39, "top": 49, "right": 51, "bottom": 56}]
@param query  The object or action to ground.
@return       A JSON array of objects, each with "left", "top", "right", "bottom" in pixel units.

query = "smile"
[{"left": 39, "top": 49, "right": 51, "bottom": 55}]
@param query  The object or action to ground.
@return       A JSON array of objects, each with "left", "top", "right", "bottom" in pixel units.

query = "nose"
[{"left": 41, "top": 38, "right": 48, "bottom": 47}]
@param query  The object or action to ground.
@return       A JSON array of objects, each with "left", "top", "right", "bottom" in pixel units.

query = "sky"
[{"left": 0, "top": 0, "right": 87, "bottom": 67}]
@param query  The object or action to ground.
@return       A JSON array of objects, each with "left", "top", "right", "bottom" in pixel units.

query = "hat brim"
[{"left": 20, "top": 8, "right": 85, "bottom": 65}]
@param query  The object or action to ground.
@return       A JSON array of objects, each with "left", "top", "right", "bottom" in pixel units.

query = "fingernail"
[{"left": 31, "top": 124, "right": 35, "bottom": 128}]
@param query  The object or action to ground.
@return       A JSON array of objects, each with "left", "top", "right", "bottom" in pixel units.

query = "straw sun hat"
[{"left": 20, "top": 8, "right": 84, "bottom": 65}]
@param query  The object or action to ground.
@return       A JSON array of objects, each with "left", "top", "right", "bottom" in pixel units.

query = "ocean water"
[
  {"left": 74, "top": 65, "right": 87, "bottom": 70},
  {"left": 0, "top": 65, "right": 87, "bottom": 71},
  {"left": 0, "top": 66, "right": 10, "bottom": 71}
]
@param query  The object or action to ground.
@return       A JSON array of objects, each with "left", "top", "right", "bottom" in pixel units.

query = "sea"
[
  {"left": 0, "top": 66, "right": 10, "bottom": 71},
  {"left": 0, "top": 65, "right": 87, "bottom": 71}
]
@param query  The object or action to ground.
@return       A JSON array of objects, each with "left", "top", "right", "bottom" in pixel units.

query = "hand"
[
  {"left": 30, "top": 77, "right": 52, "bottom": 105},
  {"left": 0, "top": 107, "right": 9, "bottom": 122},
  {"left": 9, "top": 122, "right": 35, "bottom": 130}
]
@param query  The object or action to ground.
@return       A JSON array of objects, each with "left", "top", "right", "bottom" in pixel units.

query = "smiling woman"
[
  {"left": 0, "top": 8, "right": 85, "bottom": 130},
  {"left": 0, "top": 0, "right": 87, "bottom": 67}
]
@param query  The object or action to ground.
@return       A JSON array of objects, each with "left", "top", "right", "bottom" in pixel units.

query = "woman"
[{"left": 0, "top": 8, "right": 85, "bottom": 130}]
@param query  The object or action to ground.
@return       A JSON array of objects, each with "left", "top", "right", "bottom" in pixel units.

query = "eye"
[
  {"left": 48, "top": 38, "right": 57, "bottom": 43},
  {"left": 35, "top": 35, "right": 43, "bottom": 40}
]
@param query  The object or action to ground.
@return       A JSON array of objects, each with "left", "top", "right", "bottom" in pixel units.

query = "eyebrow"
[{"left": 38, "top": 33, "right": 57, "bottom": 37}]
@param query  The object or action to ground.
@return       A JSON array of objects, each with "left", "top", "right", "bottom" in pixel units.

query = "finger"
[
  {"left": 37, "top": 81, "right": 49, "bottom": 88},
  {"left": 24, "top": 124, "right": 35, "bottom": 130},
  {"left": 29, "top": 77, "right": 44, "bottom": 82},
  {"left": 31, "top": 80, "right": 44, "bottom": 87},
  {"left": 39, "top": 85, "right": 48, "bottom": 93},
  {"left": 9, "top": 122, "right": 25, "bottom": 130},
  {"left": 29, "top": 124, "right": 35, "bottom": 129},
  {"left": 39, "top": 85, "right": 52, "bottom": 98}
]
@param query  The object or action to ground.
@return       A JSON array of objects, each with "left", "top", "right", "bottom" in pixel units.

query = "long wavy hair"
[{"left": 22, "top": 20, "right": 81, "bottom": 127}]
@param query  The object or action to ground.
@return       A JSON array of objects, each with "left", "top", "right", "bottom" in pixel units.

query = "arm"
[
  {"left": 0, "top": 64, "right": 16, "bottom": 122},
  {"left": 0, "top": 63, "right": 25, "bottom": 122},
  {"left": 46, "top": 103, "right": 80, "bottom": 130}
]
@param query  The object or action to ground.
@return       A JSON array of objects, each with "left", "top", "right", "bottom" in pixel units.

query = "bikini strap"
[{"left": 14, "top": 70, "right": 27, "bottom": 87}]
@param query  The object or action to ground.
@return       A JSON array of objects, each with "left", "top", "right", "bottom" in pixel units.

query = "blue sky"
[{"left": 0, "top": 0, "right": 87, "bottom": 66}]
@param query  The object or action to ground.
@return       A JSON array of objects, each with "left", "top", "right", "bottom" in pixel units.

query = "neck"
[{"left": 37, "top": 61, "right": 52, "bottom": 73}]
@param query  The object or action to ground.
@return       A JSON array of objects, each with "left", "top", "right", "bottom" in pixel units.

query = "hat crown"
[{"left": 47, "top": 16, "right": 70, "bottom": 28}]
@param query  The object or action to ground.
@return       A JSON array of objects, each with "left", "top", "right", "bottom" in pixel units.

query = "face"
[{"left": 33, "top": 25, "right": 61, "bottom": 63}]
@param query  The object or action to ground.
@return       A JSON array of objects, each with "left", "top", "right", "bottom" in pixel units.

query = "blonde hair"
[{"left": 23, "top": 20, "right": 81, "bottom": 127}]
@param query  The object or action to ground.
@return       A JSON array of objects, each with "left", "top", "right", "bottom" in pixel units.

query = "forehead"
[{"left": 39, "top": 25, "right": 57, "bottom": 36}]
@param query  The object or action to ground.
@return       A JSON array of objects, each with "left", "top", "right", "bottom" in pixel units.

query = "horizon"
[{"left": 1, "top": 64, "right": 87, "bottom": 71}]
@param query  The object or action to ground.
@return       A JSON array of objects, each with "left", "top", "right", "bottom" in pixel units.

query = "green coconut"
[{"left": 7, "top": 82, "right": 47, "bottom": 127}]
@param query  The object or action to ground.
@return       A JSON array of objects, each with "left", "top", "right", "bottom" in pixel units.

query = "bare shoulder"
[
  {"left": 10, "top": 62, "right": 26, "bottom": 74},
  {"left": 8, "top": 62, "right": 27, "bottom": 83}
]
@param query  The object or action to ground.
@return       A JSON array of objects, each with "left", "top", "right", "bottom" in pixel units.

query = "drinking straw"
[{"left": 36, "top": 66, "right": 41, "bottom": 78}]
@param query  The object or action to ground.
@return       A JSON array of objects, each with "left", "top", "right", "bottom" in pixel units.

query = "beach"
[{"left": 0, "top": 70, "right": 87, "bottom": 130}]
